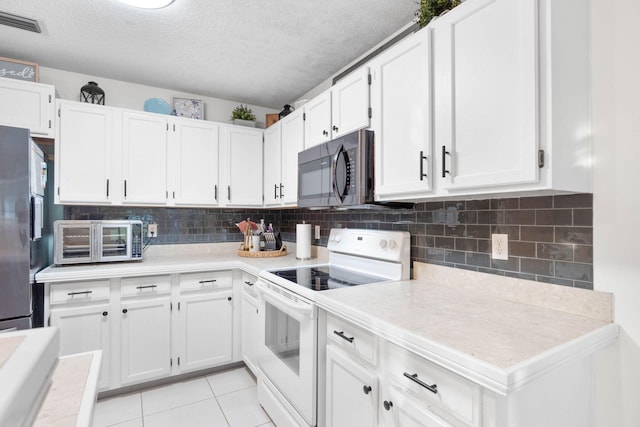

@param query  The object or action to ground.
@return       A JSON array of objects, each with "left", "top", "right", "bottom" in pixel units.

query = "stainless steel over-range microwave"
[
  {"left": 54, "top": 220, "right": 143, "bottom": 265},
  {"left": 297, "top": 129, "right": 374, "bottom": 208}
]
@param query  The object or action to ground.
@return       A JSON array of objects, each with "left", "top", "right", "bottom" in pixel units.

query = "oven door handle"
[{"left": 256, "top": 281, "right": 315, "bottom": 319}]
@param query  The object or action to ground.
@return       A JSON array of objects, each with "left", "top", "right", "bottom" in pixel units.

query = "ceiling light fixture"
[{"left": 117, "top": 0, "right": 175, "bottom": 9}]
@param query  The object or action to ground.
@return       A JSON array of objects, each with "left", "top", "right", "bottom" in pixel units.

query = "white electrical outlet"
[
  {"left": 315, "top": 225, "right": 321, "bottom": 240},
  {"left": 148, "top": 223, "right": 158, "bottom": 237},
  {"left": 491, "top": 234, "right": 509, "bottom": 260}
]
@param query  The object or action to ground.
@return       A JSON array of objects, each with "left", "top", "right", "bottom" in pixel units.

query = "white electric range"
[{"left": 255, "top": 228, "right": 410, "bottom": 427}]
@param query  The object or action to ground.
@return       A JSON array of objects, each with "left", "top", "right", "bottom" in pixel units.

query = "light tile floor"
[{"left": 93, "top": 366, "right": 273, "bottom": 427}]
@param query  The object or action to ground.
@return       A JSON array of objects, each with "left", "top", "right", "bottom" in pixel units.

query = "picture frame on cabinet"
[
  {"left": 0, "top": 56, "right": 38, "bottom": 82},
  {"left": 173, "top": 97, "right": 204, "bottom": 120}
]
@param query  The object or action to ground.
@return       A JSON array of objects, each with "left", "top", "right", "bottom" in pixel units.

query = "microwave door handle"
[{"left": 331, "top": 144, "right": 345, "bottom": 204}]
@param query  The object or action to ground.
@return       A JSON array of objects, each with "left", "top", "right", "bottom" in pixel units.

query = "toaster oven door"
[
  {"left": 98, "top": 222, "right": 132, "bottom": 262},
  {"left": 55, "top": 222, "right": 95, "bottom": 264}
]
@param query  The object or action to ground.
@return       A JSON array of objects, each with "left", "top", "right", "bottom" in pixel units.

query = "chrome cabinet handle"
[
  {"left": 403, "top": 372, "right": 438, "bottom": 394},
  {"left": 333, "top": 330, "right": 354, "bottom": 343}
]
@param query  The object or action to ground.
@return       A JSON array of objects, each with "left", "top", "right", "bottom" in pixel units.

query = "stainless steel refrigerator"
[{"left": 0, "top": 125, "right": 47, "bottom": 331}]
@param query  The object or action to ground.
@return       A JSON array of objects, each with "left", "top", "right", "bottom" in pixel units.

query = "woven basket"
[{"left": 237, "top": 245, "right": 287, "bottom": 258}]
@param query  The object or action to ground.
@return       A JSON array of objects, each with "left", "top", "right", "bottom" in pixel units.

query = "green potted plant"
[
  {"left": 230, "top": 104, "right": 257, "bottom": 127},
  {"left": 416, "top": 0, "right": 461, "bottom": 28}
]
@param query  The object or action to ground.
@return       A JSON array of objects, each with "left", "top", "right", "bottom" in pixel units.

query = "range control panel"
[{"left": 327, "top": 228, "right": 410, "bottom": 263}]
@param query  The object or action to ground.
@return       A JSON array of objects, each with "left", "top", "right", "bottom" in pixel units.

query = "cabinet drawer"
[
  {"left": 179, "top": 271, "right": 232, "bottom": 292},
  {"left": 327, "top": 313, "right": 376, "bottom": 365},
  {"left": 383, "top": 341, "right": 480, "bottom": 426},
  {"left": 121, "top": 276, "right": 171, "bottom": 297},
  {"left": 50, "top": 281, "right": 111, "bottom": 304}
]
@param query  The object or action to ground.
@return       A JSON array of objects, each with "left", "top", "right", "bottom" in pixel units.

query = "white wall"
[
  {"left": 39, "top": 67, "right": 277, "bottom": 128},
  {"left": 591, "top": 1, "right": 640, "bottom": 426}
]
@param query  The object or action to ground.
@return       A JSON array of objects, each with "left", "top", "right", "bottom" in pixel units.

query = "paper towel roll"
[{"left": 296, "top": 223, "right": 312, "bottom": 260}]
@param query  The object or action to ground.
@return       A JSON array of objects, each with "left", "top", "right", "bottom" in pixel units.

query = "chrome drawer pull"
[
  {"left": 333, "top": 330, "right": 354, "bottom": 343},
  {"left": 67, "top": 290, "right": 92, "bottom": 296},
  {"left": 199, "top": 279, "right": 217, "bottom": 285},
  {"left": 136, "top": 285, "right": 157, "bottom": 290},
  {"left": 403, "top": 372, "right": 438, "bottom": 394}
]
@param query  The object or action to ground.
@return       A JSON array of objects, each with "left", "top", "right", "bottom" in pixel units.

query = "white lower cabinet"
[
  {"left": 177, "top": 290, "right": 233, "bottom": 373},
  {"left": 380, "top": 387, "right": 453, "bottom": 427},
  {"left": 45, "top": 269, "right": 240, "bottom": 392},
  {"left": 240, "top": 273, "right": 259, "bottom": 374},
  {"left": 326, "top": 345, "right": 378, "bottom": 427},
  {"left": 120, "top": 297, "right": 172, "bottom": 385},
  {"left": 325, "top": 313, "right": 378, "bottom": 427},
  {"left": 50, "top": 302, "right": 111, "bottom": 390},
  {"left": 378, "top": 341, "right": 481, "bottom": 427}
]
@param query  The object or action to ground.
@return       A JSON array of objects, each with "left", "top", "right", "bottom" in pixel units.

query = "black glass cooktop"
[{"left": 271, "top": 266, "right": 387, "bottom": 291}]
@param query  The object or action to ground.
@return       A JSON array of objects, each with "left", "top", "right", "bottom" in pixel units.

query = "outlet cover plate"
[
  {"left": 491, "top": 234, "right": 509, "bottom": 260},
  {"left": 148, "top": 223, "right": 158, "bottom": 237}
]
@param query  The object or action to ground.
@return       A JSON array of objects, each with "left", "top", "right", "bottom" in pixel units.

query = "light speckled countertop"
[
  {"left": 36, "top": 243, "right": 618, "bottom": 395},
  {"left": 36, "top": 242, "right": 329, "bottom": 283},
  {"left": 315, "top": 263, "right": 618, "bottom": 394}
]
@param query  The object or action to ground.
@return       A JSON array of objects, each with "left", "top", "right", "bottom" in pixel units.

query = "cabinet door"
[
  {"left": 303, "top": 91, "right": 332, "bottom": 148},
  {"left": 50, "top": 303, "right": 111, "bottom": 390},
  {"left": 433, "top": 0, "right": 538, "bottom": 190},
  {"left": 170, "top": 118, "right": 220, "bottom": 206},
  {"left": 0, "top": 79, "right": 55, "bottom": 137},
  {"left": 178, "top": 291, "right": 233, "bottom": 373},
  {"left": 280, "top": 109, "right": 304, "bottom": 206},
  {"left": 121, "top": 111, "right": 168, "bottom": 205},
  {"left": 371, "top": 28, "right": 432, "bottom": 200},
  {"left": 326, "top": 346, "right": 378, "bottom": 427},
  {"left": 241, "top": 290, "right": 259, "bottom": 375},
  {"left": 56, "top": 101, "right": 113, "bottom": 204},
  {"left": 120, "top": 298, "right": 171, "bottom": 385},
  {"left": 221, "top": 126, "right": 263, "bottom": 207},
  {"left": 380, "top": 388, "right": 453, "bottom": 427},
  {"left": 331, "top": 67, "right": 370, "bottom": 139},
  {"left": 263, "top": 122, "right": 282, "bottom": 207}
]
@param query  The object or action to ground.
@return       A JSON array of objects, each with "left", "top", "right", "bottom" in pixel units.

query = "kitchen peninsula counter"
[{"left": 315, "top": 262, "right": 618, "bottom": 395}]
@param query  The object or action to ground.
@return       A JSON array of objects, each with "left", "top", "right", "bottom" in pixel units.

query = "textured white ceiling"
[{"left": 0, "top": 0, "right": 417, "bottom": 108}]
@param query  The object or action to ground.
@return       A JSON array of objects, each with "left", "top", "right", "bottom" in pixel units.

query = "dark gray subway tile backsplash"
[{"left": 65, "top": 193, "right": 594, "bottom": 289}]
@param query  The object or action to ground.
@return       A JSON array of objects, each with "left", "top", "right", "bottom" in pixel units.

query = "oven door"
[{"left": 257, "top": 280, "right": 317, "bottom": 426}]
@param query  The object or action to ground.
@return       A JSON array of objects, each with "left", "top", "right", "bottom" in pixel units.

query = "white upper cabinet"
[
  {"left": 430, "top": 0, "right": 591, "bottom": 197},
  {"left": 433, "top": 0, "right": 538, "bottom": 191},
  {"left": 263, "top": 109, "right": 304, "bottom": 207},
  {"left": 220, "top": 125, "right": 264, "bottom": 207},
  {"left": 169, "top": 118, "right": 220, "bottom": 206},
  {"left": 121, "top": 111, "right": 168, "bottom": 205},
  {"left": 0, "top": 79, "right": 55, "bottom": 138},
  {"left": 56, "top": 100, "right": 114, "bottom": 204},
  {"left": 304, "top": 67, "right": 371, "bottom": 149},
  {"left": 331, "top": 67, "right": 371, "bottom": 139},
  {"left": 280, "top": 109, "right": 305, "bottom": 205},
  {"left": 263, "top": 122, "right": 282, "bottom": 207},
  {"left": 371, "top": 27, "right": 432, "bottom": 201},
  {"left": 303, "top": 91, "right": 332, "bottom": 148}
]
